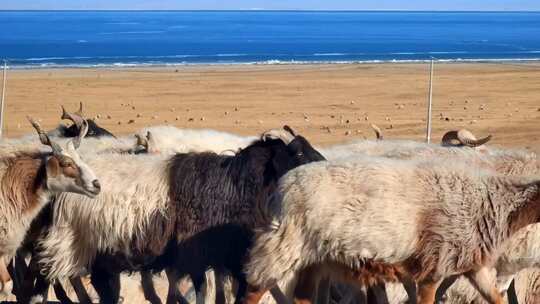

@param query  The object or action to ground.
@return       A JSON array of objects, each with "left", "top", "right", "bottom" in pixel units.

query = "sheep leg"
[
  {"left": 192, "top": 272, "right": 207, "bottom": 304},
  {"left": 228, "top": 268, "right": 249, "bottom": 304},
  {"left": 53, "top": 281, "right": 75, "bottom": 304},
  {"left": 358, "top": 285, "right": 368, "bottom": 304},
  {"left": 165, "top": 268, "right": 186, "bottom": 304},
  {"left": 214, "top": 270, "right": 227, "bottom": 304},
  {"left": 293, "top": 265, "right": 320, "bottom": 304},
  {"left": 19, "top": 267, "right": 35, "bottom": 303},
  {"left": 316, "top": 277, "right": 331, "bottom": 304},
  {"left": 141, "top": 270, "right": 163, "bottom": 304},
  {"left": 399, "top": 276, "right": 417, "bottom": 304},
  {"left": 465, "top": 267, "right": 503, "bottom": 304},
  {"left": 19, "top": 258, "right": 41, "bottom": 303},
  {"left": 417, "top": 278, "right": 442, "bottom": 304},
  {"left": 434, "top": 275, "right": 458, "bottom": 303},
  {"left": 367, "top": 282, "right": 389, "bottom": 304},
  {"left": 8, "top": 253, "right": 27, "bottom": 298},
  {"left": 242, "top": 285, "right": 268, "bottom": 304},
  {"left": 269, "top": 286, "right": 292, "bottom": 304},
  {"left": 0, "top": 256, "right": 12, "bottom": 298},
  {"left": 90, "top": 268, "right": 121, "bottom": 304},
  {"left": 70, "top": 276, "right": 93, "bottom": 304},
  {"left": 203, "top": 271, "right": 215, "bottom": 304},
  {"left": 506, "top": 279, "right": 518, "bottom": 304},
  {"left": 336, "top": 287, "right": 355, "bottom": 304},
  {"left": 30, "top": 273, "right": 50, "bottom": 304}
]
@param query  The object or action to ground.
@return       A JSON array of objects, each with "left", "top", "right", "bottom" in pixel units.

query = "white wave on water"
[
  {"left": 25, "top": 56, "right": 93, "bottom": 61},
  {"left": 98, "top": 31, "right": 165, "bottom": 35},
  {"left": 428, "top": 51, "right": 469, "bottom": 54},
  {"left": 313, "top": 53, "right": 349, "bottom": 56},
  {"left": 215, "top": 53, "right": 247, "bottom": 57},
  {"left": 9, "top": 57, "right": 540, "bottom": 70}
]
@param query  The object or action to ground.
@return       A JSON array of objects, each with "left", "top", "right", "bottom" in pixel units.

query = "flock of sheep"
[{"left": 0, "top": 102, "right": 539, "bottom": 304}]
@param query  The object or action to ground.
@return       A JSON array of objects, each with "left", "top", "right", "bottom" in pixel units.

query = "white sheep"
[
  {"left": 242, "top": 156, "right": 540, "bottom": 304},
  {"left": 137, "top": 125, "right": 257, "bottom": 155}
]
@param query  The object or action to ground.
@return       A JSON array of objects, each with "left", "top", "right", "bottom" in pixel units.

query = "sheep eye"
[
  {"left": 296, "top": 152, "right": 304, "bottom": 157},
  {"left": 60, "top": 160, "right": 74, "bottom": 167}
]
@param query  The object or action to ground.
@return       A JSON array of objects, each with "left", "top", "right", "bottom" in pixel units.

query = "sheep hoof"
[
  {"left": 29, "top": 295, "right": 45, "bottom": 304},
  {"left": 0, "top": 280, "right": 12, "bottom": 300}
]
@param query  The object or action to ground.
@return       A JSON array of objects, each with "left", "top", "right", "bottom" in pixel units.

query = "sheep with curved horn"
[
  {"left": 320, "top": 128, "right": 493, "bottom": 161},
  {"left": 242, "top": 155, "right": 540, "bottom": 304},
  {"left": 58, "top": 102, "right": 116, "bottom": 138},
  {"left": 0, "top": 117, "right": 100, "bottom": 300},
  {"left": 61, "top": 104, "right": 86, "bottom": 131}
]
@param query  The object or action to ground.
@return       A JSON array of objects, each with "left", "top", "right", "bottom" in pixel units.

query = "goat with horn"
[
  {"left": 0, "top": 117, "right": 100, "bottom": 300},
  {"left": 56, "top": 102, "right": 115, "bottom": 138}
]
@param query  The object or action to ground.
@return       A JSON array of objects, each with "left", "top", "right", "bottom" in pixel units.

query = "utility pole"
[
  {"left": 425, "top": 59, "right": 434, "bottom": 143},
  {"left": 0, "top": 60, "right": 7, "bottom": 138}
]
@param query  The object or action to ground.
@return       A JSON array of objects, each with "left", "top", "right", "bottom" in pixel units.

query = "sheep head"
[{"left": 28, "top": 116, "right": 100, "bottom": 198}]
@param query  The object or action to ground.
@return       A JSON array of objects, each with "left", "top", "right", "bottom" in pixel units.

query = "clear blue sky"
[{"left": 1, "top": 0, "right": 540, "bottom": 11}]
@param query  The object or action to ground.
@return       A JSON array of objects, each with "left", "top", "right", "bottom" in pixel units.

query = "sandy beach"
[
  {"left": 4, "top": 62, "right": 540, "bottom": 153},
  {"left": 2, "top": 62, "right": 540, "bottom": 301}
]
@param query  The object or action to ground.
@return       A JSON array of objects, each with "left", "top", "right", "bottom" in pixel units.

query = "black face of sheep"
[
  {"left": 247, "top": 126, "right": 325, "bottom": 181},
  {"left": 62, "top": 119, "right": 115, "bottom": 138},
  {"left": 271, "top": 134, "right": 326, "bottom": 178}
]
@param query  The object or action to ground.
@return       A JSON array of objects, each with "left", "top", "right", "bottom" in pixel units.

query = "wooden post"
[
  {"left": 0, "top": 60, "right": 7, "bottom": 138},
  {"left": 426, "top": 59, "right": 434, "bottom": 143}
]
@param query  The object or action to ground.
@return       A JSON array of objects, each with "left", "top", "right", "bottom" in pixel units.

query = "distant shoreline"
[{"left": 6, "top": 58, "right": 540, "bottom": 70}]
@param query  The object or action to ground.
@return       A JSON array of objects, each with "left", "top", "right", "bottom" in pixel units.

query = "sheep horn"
[
  {"left": 135, "top": 133, "right": 149, "bottom": 151},
  {"left": 370, "top": 124, "right": 383, "bottom": 140},
  {"left": 441, "top": 129, "right": 492, "bottom": 147},
  {"left": 75, "top": 102, "right": 84, "bottom": 117},
  {"left": 27, "top": 116, "right": 64, "bottom": 157},
  {"left": 283, "top": 125, "right": 297, "bottom": 137},
  {"left": 441, "top": 130, "right": 460, "bottom": 146},
  {"left": 262, "top": 128, "right": 295, "bottom": 145},
  {"left": 457, "top": 129, "right": 492, "bottom": 147},
  {"left": 72, "top": 119, "right": 89, "bottom": 149},
  {"left": 60, "top": 104, "right": 86, "bottom": 131}
]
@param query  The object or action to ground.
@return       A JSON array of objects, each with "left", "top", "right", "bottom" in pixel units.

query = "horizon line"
[{"left": 1, "top": 9, "right": 540, "bottom": 13}]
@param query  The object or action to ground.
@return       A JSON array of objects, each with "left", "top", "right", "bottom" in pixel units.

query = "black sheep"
[{"left": 90, "top": 126, "right": 325, "bottom": 304}]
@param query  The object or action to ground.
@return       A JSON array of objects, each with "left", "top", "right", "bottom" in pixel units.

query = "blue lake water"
[{"left": 1, "top": 10, "right": 540, "bottom": 67}]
